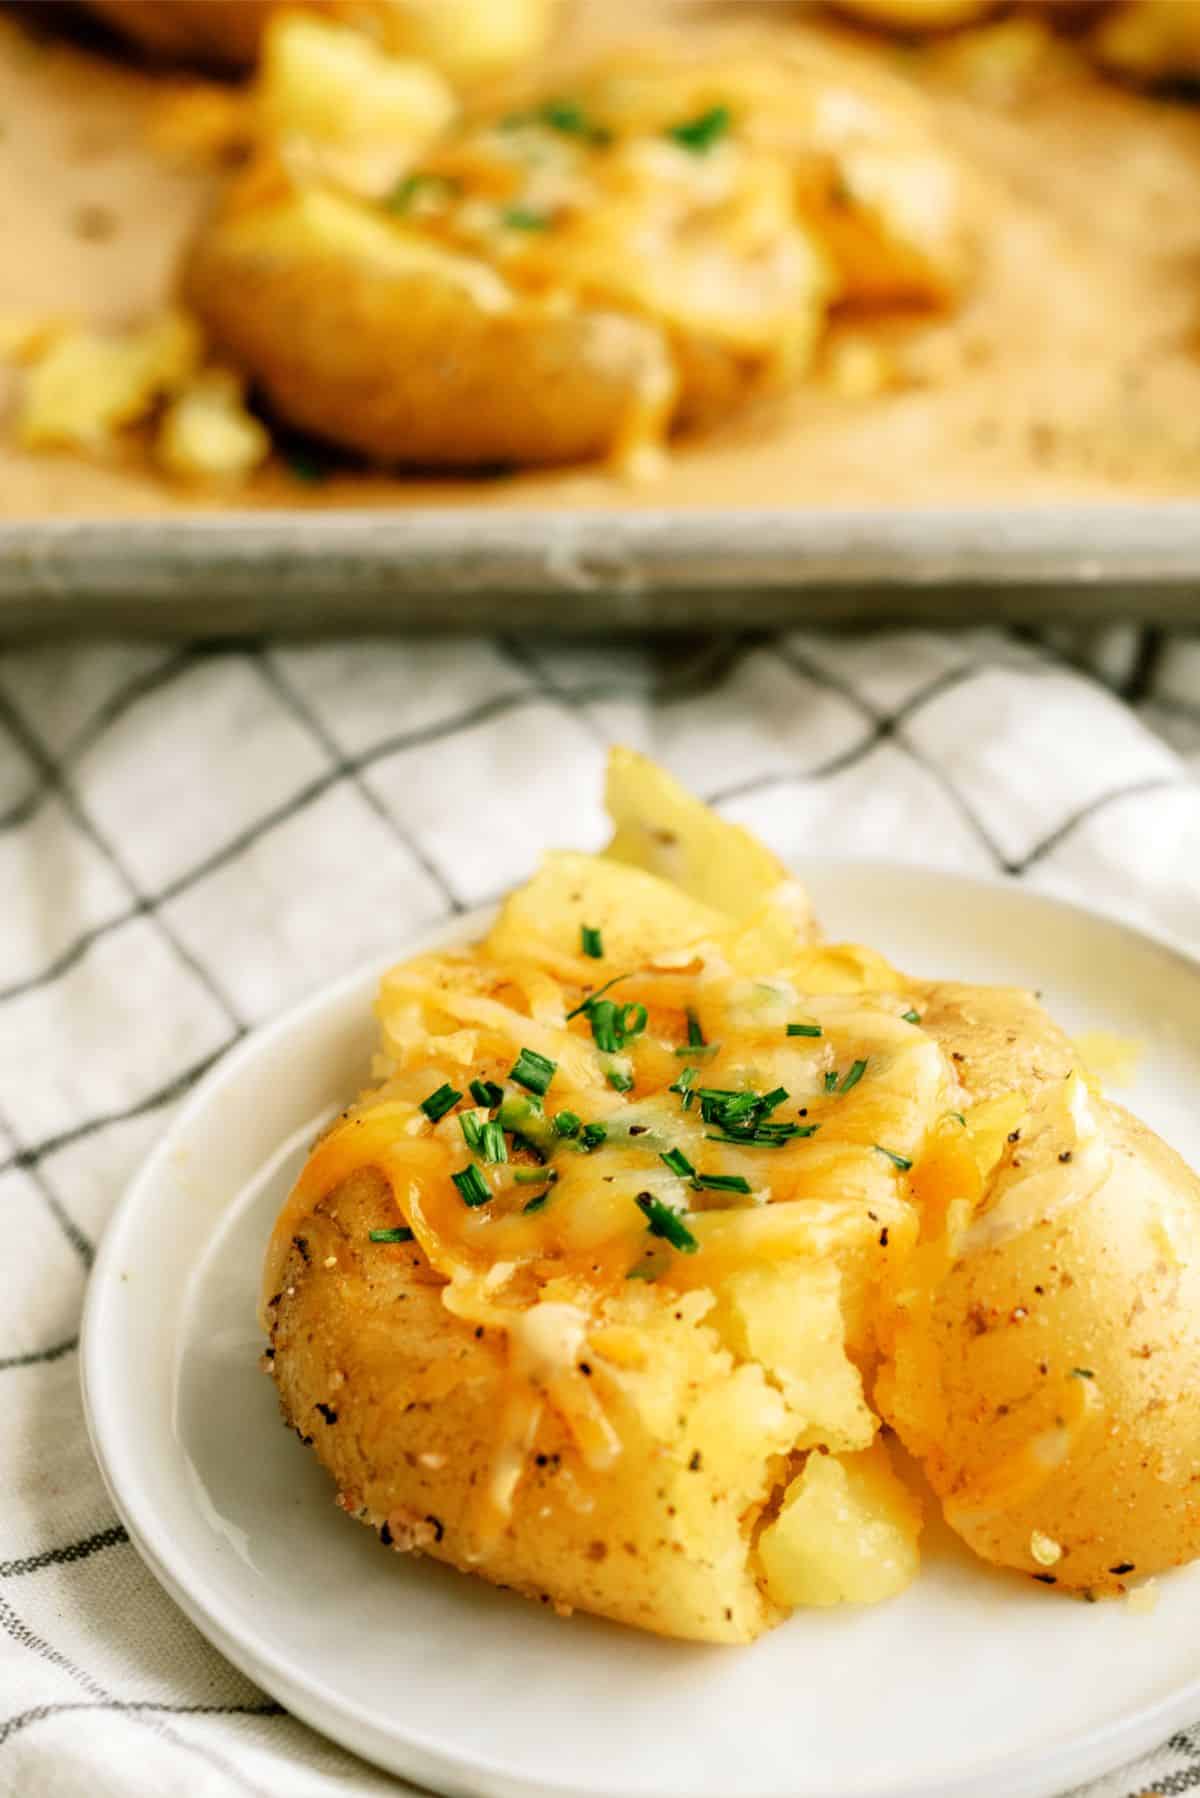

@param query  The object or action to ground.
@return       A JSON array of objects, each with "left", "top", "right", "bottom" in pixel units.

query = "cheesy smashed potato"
[
  {"left": 263, "top": 750, "right": 1200, "bottom": 1639},
  {"left": 181, "top": 29, "right": 970, "bottom": 472}
]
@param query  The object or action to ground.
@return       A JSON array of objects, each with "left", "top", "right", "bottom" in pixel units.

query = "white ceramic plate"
[{"left": 82, "top": 863, "right": 1200, "bottom": 1798}]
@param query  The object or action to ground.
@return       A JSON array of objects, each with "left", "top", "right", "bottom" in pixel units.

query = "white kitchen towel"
[{"left": 2, "top": 624, "right": 1198, "bottom": 1798}]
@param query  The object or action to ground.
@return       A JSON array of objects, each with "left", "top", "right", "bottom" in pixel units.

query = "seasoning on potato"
[{"left": 262, "top": 748, "right": 1200, "bottom": 1639}]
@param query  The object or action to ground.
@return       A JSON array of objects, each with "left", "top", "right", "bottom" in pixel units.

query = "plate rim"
[{"left": 81, "top": 862, "right": 1200, "bottom": 1798}]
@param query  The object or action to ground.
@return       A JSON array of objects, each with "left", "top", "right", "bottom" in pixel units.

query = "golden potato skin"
[
  {"left": 182, "top": 222, "right": 682, "bottom": 468},
  {"left": 85, "top": 0, "right": 270, "bottom": 65},
  {"left": 268, "top": 1167, "right": 796, "bottom": 1642},
  {"left": 884, "top": 1092, "right": 1200, "bottom": 1594},
  {"left": 881, "top": 979, "right": 1200, "bottom": 1595},
  {"left": 830, "top": 0, "right": 998, "bottom": 32},
  {"left": 915, "top": 980, "right": 1075, "bottom": 1101},
  {"left": 83, "top": 0, "right": 559, "bottom": 75}
]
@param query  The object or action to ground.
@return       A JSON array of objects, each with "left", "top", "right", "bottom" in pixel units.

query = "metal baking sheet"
[{"left": 3, "top": 503, "right": 1200, "bottom": 639}]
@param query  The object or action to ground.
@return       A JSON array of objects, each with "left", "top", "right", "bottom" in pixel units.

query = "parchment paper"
[{"left": 4, "top": 0, "right": 1200, "bottom": 519}]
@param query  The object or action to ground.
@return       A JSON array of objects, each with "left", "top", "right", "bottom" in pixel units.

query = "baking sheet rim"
[{"left": 3, "top": 500, "right": 1199, "bottom": 635}]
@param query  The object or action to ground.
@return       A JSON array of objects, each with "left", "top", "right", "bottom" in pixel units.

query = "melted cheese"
[{"left": 269, "top": 924, "right": 958, "bottom": 1541}]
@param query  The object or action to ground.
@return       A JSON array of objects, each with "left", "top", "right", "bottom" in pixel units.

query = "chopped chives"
[
  {"left": 660, "top": 1147, "right": 696, "bottom": 1178},
  {"left": 671, "top": 1065, "right": 698, "bottom": 1107},
  {"left": 839, "top": 1058, "right": 869, "bottom": 1094},
  {"left": 874, "top": 1144, "right": 913, "bottom": 1171},
  {"left": 625, "top": 1263, "right": 659, "bottom": 1281},
  {"left": 588, "top": 1000, "right": 623, "bottom": 1053},
  {"left": 479, "top": 1119, "right": 508, "bottom": 1164},
  {"left": 566, "top": 970, "right": 632, "bottom": 1020},
  {"left": 616, "top": 1002, "right": 648, "bottom": 1040},
  {"left": 386, "top": 170, "right": 459, "bottom": 213},
  {"left": 509, "top": 1047, "right": 556, "bottom": 1096},
  {"left": 759, "top": 1087, "right": 789, "bottom": 1114},
  {"left": 497, "top": 1090, "right": 554, "bottom": 1154},
  {"left": 452, "top": 1164, "right": 491, "bottom": 1208},
  {"left": 581, "top": 924, "right": 604, "bottom": 959},
  {"left": 470, "top": 1078, "right": 503, "bottom": 1109},
  {"left": 698, "top": 1089, "right": 758, "bottom": 1125},
  {"left": 686, "top": 1010, "right": 705, "bottom": 1047},
  {"left": 691, "top": 1173, "right": 751, "bottom": 1194},
  {"left": 514, "top": 1167, "right": 558, "bottom": 1185},
  {"left": 580, "top": 1121, "right": 608, "bottom": 1151},
  {"left": 705, "top": 1123, "right": 815, "bottom": 1147},
  {"left": 607, "top": 1068, "right": 634, "bottom": 1093},
  {"left": 667, "top": 103, "right": 731, "bottom": 153},
  {"left": 824, "top": 1071, "right": 838, "bottom": 1093},
  {"left": 902, "top": 1009, "right": 920, "bottom": 1025},
  {"left": 284, "top": 448, "right": 329, "bottom": 484},
  {"left": 523, "top": 1192, "right": 551, "bottom": 1213},
  {"left": 553, "top": 1110, "right": 582, "bottom": 1139},
  {"left": 947, "top": 1111, "right": 966, "bottom": 1125},
  {"left": 503, "top": 206, "right": 552, "bottom": 230},
  {"left": 539, "top": 98, "right": 608, "bottom": 140},
  {"left": 420, "top": 1082, "right": 461, "bottom": 1123},
  {"left": 369, "top": 1226, "right": 414, "bottom": 1243},
  {"left": 672, "top": 1041, "right": 719, "bottom": 1059},
  {"left": 786, "top": 1023, "right": 822, "bottom": 1038},
  {"left": 635, "top": 1192, "right": 699, "bottom": 1253},
  {"left": 459, "top": 1113, "right": 483, "bottom": 1153},
  {"left": 586, "top": 998, "right": 647, "bottom": 1055}
]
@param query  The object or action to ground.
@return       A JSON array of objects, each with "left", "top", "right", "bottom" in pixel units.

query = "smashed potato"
[
  {"left": 84, "top": 0, "right": 562, "bottom": 83},
  {"left": 263, "top": 750, "right": 1200, "bottom": 1638},
  {"left": 183, "top": 37, "right": 970, "bottom": 470}
]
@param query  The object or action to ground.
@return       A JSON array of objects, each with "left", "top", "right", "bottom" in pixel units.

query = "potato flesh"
[
  {"left": 712, "top": 1264, "right": 876, "bottom": 1452},
  {"left": 17, "top": 312, "right": 201, "bottom": 451},
  {"left": 257, "top": 13, "right": 455, "bottom": 151},
  {"left": 603, "top": 746, "right": 800, "bottom": 927},
  {"left": 156, "top": 369, "right": 271, "bottom": 480},
  {"left": 758, "top": 1441, "right": 921, "bottom": 1608}
]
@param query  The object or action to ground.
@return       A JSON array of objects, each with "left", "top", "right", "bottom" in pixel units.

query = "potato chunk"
[
  {"left": 757, "top": 1440, "right": 921, "bottom": 1608},
  {"left": 713, "top": 1264, "right": 876, "bottom": 1453}
]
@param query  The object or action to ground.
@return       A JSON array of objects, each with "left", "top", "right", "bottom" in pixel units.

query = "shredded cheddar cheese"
[{"left": 267, "top": 904, "right": 959, "bottom": 1543}]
